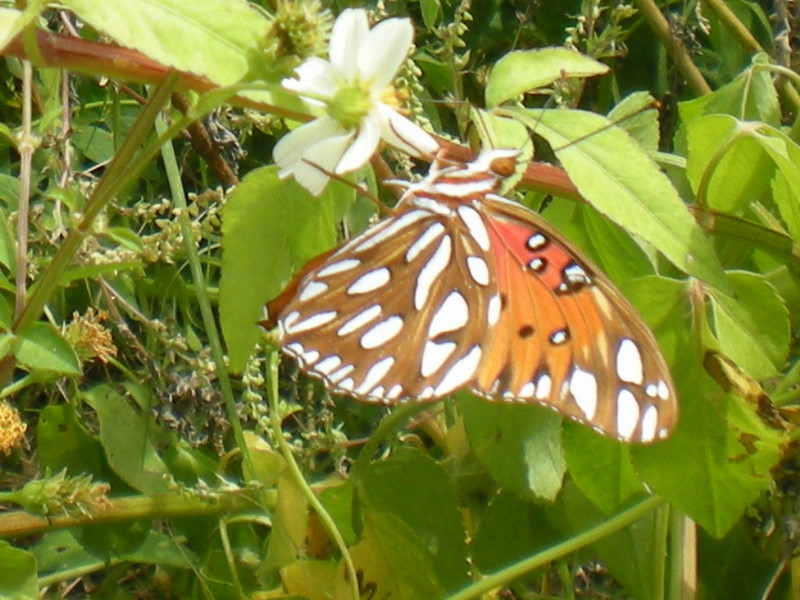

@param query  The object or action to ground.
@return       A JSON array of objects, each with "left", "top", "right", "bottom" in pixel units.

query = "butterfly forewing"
[
  {"left": 277, "top": 207, "right": 493, "bottom": 402},
  {"left": 271, "top": 149, "right": 677, "bottom": 443}
]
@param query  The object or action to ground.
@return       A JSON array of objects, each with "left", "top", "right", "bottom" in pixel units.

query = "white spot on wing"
[
  {"left": 487, "top": 294, "right": 501, "bottom": 326},
  {"left": 317, "top": 258, "right": 360, "bottom": 278},
  {"left": 617, "top": 338, "right": 644, "bottom": 384},
  {"left": 283, "top": 311, "right": 300, "bottom": 329},
  {"left": 406, "top": 222, "right": 445, "bottom": 262},
  {"left": 428, "top": 290, "right": 468, "bottom": 337},
  {"left": 640, "top": 405, "right": 658, "bottom": 443},
  {"left": 299, "top": 281, "right": 328, "bottom": 302},
  {"left": 570, "top": 368, "right": 598, "bottom": 420},
  {"left": 356, "top": 356, "right": 395, "bottom": 395},
  {"left": 338, "top": 378, "right": 355, "bottom": 392},
  {"left": 527, "top": 233, "right": 547, "bottom": 250},
  {"left": 302, "top": 349, "right": 320, "bottom": 365},
  {"left": 360, "top": 316, "right": 404, "bottom": 349},
  {"left": 354, "top": 210, "right": 430, "bottom": 252},
  {"left": 286, "top": 342, "right": 304, "bottom": 358},
  {"left": 466, "top": 256, "right": 490, "bottom": 285},
  {"left": 645, "top": 383, "right": 658, "bottom": 398},
  {"left": 457, "top": 205, "right": 491, "bottom": 251},
  {"left": 535, "top": 373, "right": 552, "bottom": 400},
  {"left": 657, "top": 379, "right": 670, "bottom": 400},
  {"left": 386, "top": 384, "right": 403, "bottom": 399},
  {"left": 519, "top": 382, "right": 535, "bottom": 397},
  {"left": 435, "top": 345, "right": 482, "bottom": 396},
  {"left": 414, "top": 236, "right": 452, "bottom": 310},
  {"left": 347, "top": 267, "right": 391, "bottom": 295},
  {"left": 314, "top": 355, "right": 342, "bottom": 376},
  {"left": 285, "top": 310, "right": 337, "bottom": 334},
  {"left": 328, "top": 364, "right": 354, "bottom": 384},
  {"left": 337, "top": 304, "right": 382, "bottom": 336},
  {"left": 421, "top": 341, "right": 456, "bottom": 377},
  {"left": 616, "top": 389, "right": 640, "bottom": 440}
]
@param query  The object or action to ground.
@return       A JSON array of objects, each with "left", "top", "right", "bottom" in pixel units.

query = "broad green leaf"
[
  {"left": 282, "top": 560, "right": 340, "bottom": 600},
  {"left": 261, "top": 471, "right": 310, "bottom": 578},
  {"left": 471, "top": 492, "right": 559, "bottom": 574},
  {"left": 0, "top": 541, "right": 37, "bottom": 600},
  {"left": 61, "top": 0, "right": 270, "bottom": 86},
  {"left": 75, "top": 519, "right": 150, "bottom": 561},
  {"left": 607, "top": 91, "right": 660, "bottom": 152},
  {"left": 349, "top": 510, "right": 447, "bottom": 600},
  {"left": 220, "top": 166, "right": 346, "bottom": 371},
  {"left": 698, "top": 522, "right": 780, "bottom": 599},
  {"left": 461, "top": 394, "right": 565, "bottom": 501},
  {"left": 707, "top": 271, "right": 789, "bottom": 379},
  {"left": 486, "top": 47, "right": 609, "bottom": 107},
  {"left": 81, "top": 384, "right": 173, "bottom": 494},
  {"left": 620, "top": 277, "right": 687, "bottom": 363},
  {"left": 678, "top": 55, "right": 781, "bottom": 127},
  {"left": 15, "top": 322, "right": 80, "bottom": 375},
  {"left": 548, "top": 482, "right": 666, "bottom": 600},
  {"left": 35, "top": 405, "right": 104, "bottom": 476},
  {"left": 419, "top": 0, "right": 442, "bottom": 28},
  {"left": 358, "top": 448, "right": 469, "bottom": 592},
  {"left": 751, "top": 124, "right": 800, "bottom": 243},
  {"left": 562, "top": 424, "right": 644, "bottom": 515},
  {"left": 0, "top": 207, "right": 17, "bottom": 273},
  {"left": 502, "top": 106, "right": 730, "bottom": 292},
  {"left": 686, "top": 115, "right": 773, "bottom": 213},
  {"left": 633, "top": 355, "right": 785, "bottom": 537}
]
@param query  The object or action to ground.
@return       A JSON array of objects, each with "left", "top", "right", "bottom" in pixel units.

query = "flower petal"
[
  {"left": 375, "top": 104, "right": 439, "bottom": 157},
  {"left": 295, "top": 131, "right": 355, "bottom": 195},
  {"left": 282, "top": 57, "right": 339, "bottom": 99},
  {"left": 330, "top": 9, "right": 368, "bottom": 80},
  {"left": 359, "top": 18, "right": 413, "bottom": 90},
  {"left": 273, "top": 117, "right": 347, "bottom": 175},
  {"left": 336, "top": 117, "right": 380, "bottom": 174}
]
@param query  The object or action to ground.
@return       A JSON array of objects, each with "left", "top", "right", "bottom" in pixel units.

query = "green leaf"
[
  {"left": 751, "top": 124, "right": 800, "bottom": 243},
  {"left": 282, "top": 560, "right": 341, "bottom": 600},
  {"left": 358, "top": 447, "right": 469, "bottom": 592},
  {"left": 261, "top": 471, "right": 310, "bottom": 578},
  {"left": 698, "top": 522, "right": 780, "bottom": 599},
  {"left": 562, "top": 424, "right": 644, "bottom": 515},
  {"left": 220, "top": 166, "right": 347, "bottom": 371},
  {"left": 686, "top": 115, "right": 774, "bottom": 212},
  {"left": 548, "top": 482, "right": 666, "bottom": 600},
  {"left": 503, "top": 106, "right": 731, "bottom": 292},
  {"left": 61, "top": 0, "right": 270, "bottom": 86},
  {"left": 349, "top": 510, "right": 447, "bottom": 600},
  {"left": 607, "top": 91, "right": 661, "bottom": 152},
  {"left": 707, "top": 271, "right": 789, "bottom": 379},
  {"left": 633, "top": 355, "right": 785, "bottom": 537},
  {"left": 35, "top": 405, "right": 104, "bottom": 476},
  {"left": 678, "top": 56, "right": 781, "bottom": 127},
  {"left": 486, "top": 47, "right": 609, "bottom": 107},
  {"left": 15, "top": 322, "right": 80, "bottom": 375},
  {"left": 0, "top": 541, "right": 37, "bottom": 600},
  {"left": 81, "top": 383, "right": 173, "bottom": 494},
  {"left": 471, "top": 492, "right": 559, "bottom": 574},
  {"left": 461, "top": 394, "right": 565, "bottom": 501}
]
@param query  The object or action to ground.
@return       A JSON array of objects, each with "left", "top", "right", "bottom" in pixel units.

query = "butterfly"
[{"left": 264, "top": 148, "right": 677, "bottom": 443}]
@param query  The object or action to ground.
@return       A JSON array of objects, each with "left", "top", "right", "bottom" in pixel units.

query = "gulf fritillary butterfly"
[{"left": 265, "top": 148, "right": 677, "bottom": 443}]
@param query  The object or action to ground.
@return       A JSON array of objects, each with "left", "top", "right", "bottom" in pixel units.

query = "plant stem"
[
  {"left": 266, "top": 351, "right": 360, "bottom": 600},
  {"left": 154, "top": 112, "right": 255, "bottom": 482},
  {"left": 0, "top": 492, "right": 255, "bottom": 539}
]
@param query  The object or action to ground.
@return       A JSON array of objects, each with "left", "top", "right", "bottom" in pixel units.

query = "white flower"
[{"left": 273, "top": 8, "right": 439, "bottom": 195}]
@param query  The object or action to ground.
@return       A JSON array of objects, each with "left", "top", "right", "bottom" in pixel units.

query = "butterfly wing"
[
  {"left": 273, "top": 207, "right": 493, "bottom": 402},
  {"left": 471, "top": 195, "right": 676, "bottom": 442}
]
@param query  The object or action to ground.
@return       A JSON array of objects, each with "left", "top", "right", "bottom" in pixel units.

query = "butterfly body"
[{"left": 268, "top": 149, "right": 677, "bottom": 443}]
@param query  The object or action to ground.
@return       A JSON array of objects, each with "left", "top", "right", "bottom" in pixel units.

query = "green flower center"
[{"left": 328, "top": 81, "right": 372, "bottom": 129}]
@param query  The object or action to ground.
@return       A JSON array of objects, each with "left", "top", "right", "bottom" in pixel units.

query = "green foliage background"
[{"left": 0, "top": 1, "right": 797, "bottom": 599}]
